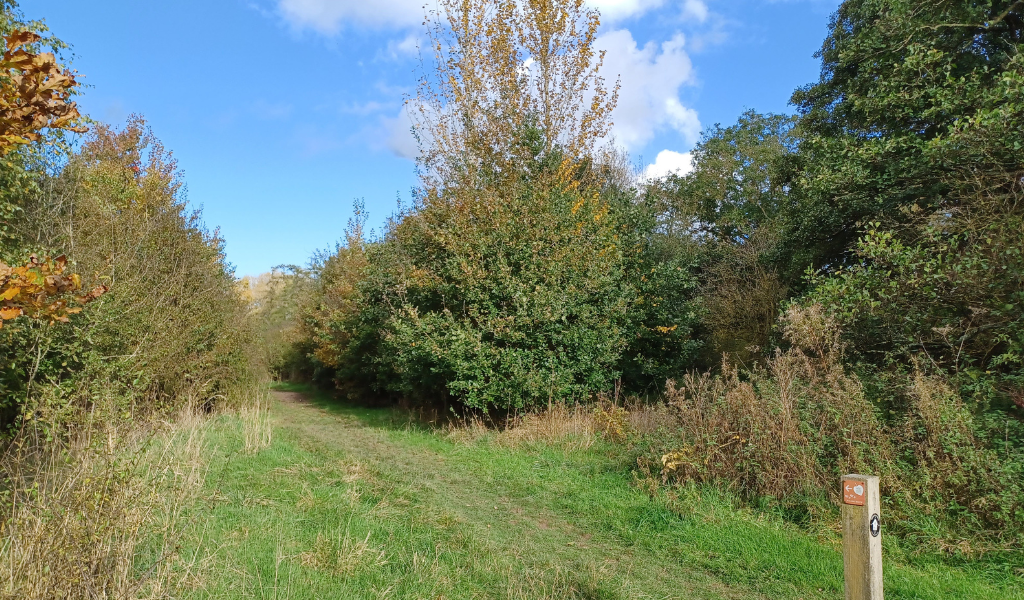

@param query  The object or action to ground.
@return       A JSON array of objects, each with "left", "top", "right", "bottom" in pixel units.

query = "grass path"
[{"left": 181, "top": 388, "right": 1024, "bottom": 599}]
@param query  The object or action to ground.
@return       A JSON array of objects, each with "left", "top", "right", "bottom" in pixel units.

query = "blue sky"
[{"left": 23, "top": 0, "right": 840, "bottom": 277}]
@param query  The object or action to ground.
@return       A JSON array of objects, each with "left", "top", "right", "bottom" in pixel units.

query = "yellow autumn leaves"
[
  {"left": 0, "top": 255, "right": 106, "bottom": 328},
  {"left": 0, "top": 28, "right": 99, "bottom": 329},
  {"left": 0, "top": 30, "right": 85, "bottom": 154}
]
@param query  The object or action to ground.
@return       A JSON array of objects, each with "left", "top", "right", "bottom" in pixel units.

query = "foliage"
[
  {"left": 0, "top": 253, "right": 105, "bottom": 328},
  {"left": 655, "top": 306, "right": 1024, "bottom": 556},
  {"left": 790, "top": 0, "right": 1024, "bottom": 271},
  {"left": 0, "top": 30, "right": 84, "bottom": 154},
  {"left": 301, "top": 202, "right": 373, "bottom": 392},
  {"left": 659, "top": 306, "right": 887, "bottom": 501},
  {"left": 664, "top": 111, "right": 799, "bottom": 246},
  {"left": 793, "top": 0, "right": 1024, "bottom": 412},
  {"left": 0, "top": 11, "right": 265, "bottom": 588},
  {"left": 406, "top": 0, "right": 628, "bottom": 405},
  {"left": 369, "top": 133, "right": 638, "bottom": 409},
  {"left": 610, "top": 182, "right": 702, "bottom": 392},
  {"left": 627, "top": 0, "right": 1024, "bottom": 557},
  {"left": 804, "top": 203, "right": 1024, "bottom": 406},
  {"left": 245, "top": 265, "right": 316, "bottom": 381},
  {"left": 294, "top": 0, "right": 700, "bottom": 410},
  {"left": 656, "top": 112, "right": 798, "bottom": 365},
  {"left": 1, "top": 117, "right": 261, "bottom": 429},
  {"left": 414, "top": 0, "right": 618, "bottom": 193}
]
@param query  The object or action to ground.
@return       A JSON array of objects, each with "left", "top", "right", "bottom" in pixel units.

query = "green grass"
[{"left": 176, "top": 384, "right": 1024, "bottom": 599}]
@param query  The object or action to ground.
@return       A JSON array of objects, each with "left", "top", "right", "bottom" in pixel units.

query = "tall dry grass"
[
  {"left": 446, "top": 403, "right": 598, "bottom": 451},
  {"left": 239, "top": 386, "right": 273, "bottom": 455},
  {"left": 658, "top": 304, "right": 887, "bottom": 499},
  {"left": 444, "top": 398, "right": 673, "bottom": 453},
  {"left": 0, "top": 409, "right": 217, "bottom": 599},
  {"left": 653, "top": 305, "right": 1024, "bottom": 551}
]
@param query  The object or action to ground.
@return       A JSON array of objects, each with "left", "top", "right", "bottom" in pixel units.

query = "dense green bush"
[
  {"left": 300, "top": 133, "right": 701, "bottom": 410},
  {"left": 1, "top": 117, "right": 261, "bottom": 431},
  {"left": 376, "top": 145, "right": 631, "bottom": 409}
]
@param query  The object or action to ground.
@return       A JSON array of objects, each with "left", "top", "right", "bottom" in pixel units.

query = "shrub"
[
  {"left": 655, "top": 305, "right": 1024, "bottom": 554},
  {"left": 1, "top": 117, "right": 261, "bottom": 429},
  {"left": 660, "top": 305, "right": 886, "bottom": 500},
  {"left": 370, "top": 136, "right": 636, "bottom": 410}
]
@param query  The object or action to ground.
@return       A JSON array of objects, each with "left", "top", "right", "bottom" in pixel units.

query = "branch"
[{"left": 922, "top": 1, "right": 1024, "bottom": 31}]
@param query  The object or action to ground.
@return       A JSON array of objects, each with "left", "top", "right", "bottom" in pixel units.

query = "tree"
[
  {"left": 791, "top": 0, "right": 1024, "bottom": 270},
  {"left": 657, "top": 112, "right": 799, "bottom": 365},
  {"left": 413, "top": 0, "right": 618, "bottom": 193},
  {"left": 666, "top": 111, "right": 799, "bottom": 246},
  {"left": 307, "top": 0, "right": 700, "bottom": 409},
  {"left": 794, "top": 0, "right": 1024, "bottom": 408},
  {"left": 370, "top": 124, "right": 639, "bottom": 409}
]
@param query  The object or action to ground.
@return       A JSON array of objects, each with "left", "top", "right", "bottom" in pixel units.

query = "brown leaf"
[
  {"left": 0, "top": 307, "right": 22, "bottom": 320},
  {"left": 0, "top": 31, "right": 86, "bottom": 153}
]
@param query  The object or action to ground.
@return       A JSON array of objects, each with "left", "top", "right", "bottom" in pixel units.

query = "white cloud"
[
  {"left": 588, "top": 0, "right": 664, "bottom": 22},
  {"left": 386, "top": 33, "right": 420, "bottom": 58},
  {"left": 664, "top": 97, "right": 701, "bottom": 142},
  {"left": 597, "top": 30, "right": 701, "bottom": 150},
  {"left": 383, "top": 104, "right": 419, "bottom": 159},
  {"left": 276, "top": 0, "right": 422, "bottom": 34},
  {"left": 587, "top": 0, "right": 707, "bottom": 22},
  {"left": 644, "top": 149, "right": 692, "bottom": 179},
  {"left": 276, "top": 0, "right": 709, "bottom": 33},
  {"left": 682, "top": 0, "right": 709, "bottom": 22}
]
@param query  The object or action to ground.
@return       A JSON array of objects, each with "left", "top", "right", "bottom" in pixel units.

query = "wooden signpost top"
[{"left": 843, "top": 479, "right": 867, "bottom": 506}]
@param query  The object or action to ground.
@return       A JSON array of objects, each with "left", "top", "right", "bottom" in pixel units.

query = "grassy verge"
[{"left": 177, "top": 384, "right": 1024, "bottom": 599}]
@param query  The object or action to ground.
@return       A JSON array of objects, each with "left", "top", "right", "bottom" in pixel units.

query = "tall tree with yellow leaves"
[
  {"left": 413, "top": 0, "right": 618, "bottom": 193},
  {"left": 324, "top": 0, "right": 677, "bottom": 409}
]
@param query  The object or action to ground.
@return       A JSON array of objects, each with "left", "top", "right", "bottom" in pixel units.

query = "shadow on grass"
[{"left": 270, "top": 381, "right": 439, "bottom": 433}]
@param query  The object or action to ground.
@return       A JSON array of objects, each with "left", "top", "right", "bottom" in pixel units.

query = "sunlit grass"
[{"left": 178, "top": 386, "right": 1024, "bottom": 599}]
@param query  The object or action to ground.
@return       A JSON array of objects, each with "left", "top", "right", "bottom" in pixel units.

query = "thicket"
[
  {"left": 1, "top": 116, "right": 261, "bottom": 427},
  {"left": 0, "top": 1, "right": 266, "bottom": 595},
  {"left": 274, "top": 0, "right": 701, "bottom": 409},
  {"left": 654, "top": 0, "right": 1024, "bottom": 557},
  {"left": 265, "top": 0, "right": 1023, "bottom": 557}
]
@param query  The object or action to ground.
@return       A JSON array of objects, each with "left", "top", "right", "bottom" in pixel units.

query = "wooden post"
[{"left": 842, "top": 474, "right": 883, "bottom": 600}]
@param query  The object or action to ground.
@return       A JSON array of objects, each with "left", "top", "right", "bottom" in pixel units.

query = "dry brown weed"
[{"left": 0, "top": 410, "right": 219, "bottom": 599}]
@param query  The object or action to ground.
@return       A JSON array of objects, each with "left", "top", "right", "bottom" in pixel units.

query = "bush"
[
  {"left": 1, "top": 117, "right": 261, "bottom": 430},
  {"left": 655, "top": 305, "right": 1024, "bottom": 555},
  {"left": 367, "top": 135, "right": 638, "bottom": 410},
  {"left": 660, "top": 305, "right": 886, "bottom": 500},
  {"left": 0, "top": 114, "right": 267, "bottom": 597}
]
